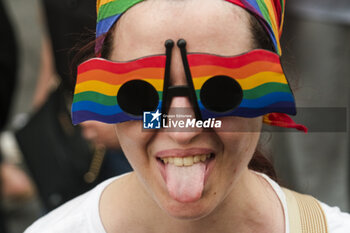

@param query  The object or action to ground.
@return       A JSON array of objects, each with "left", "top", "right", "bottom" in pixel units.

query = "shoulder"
[
  {"left": 24, "top": 191, "right": 94, "bottom": 233},
  {"left": 319, "top": 201, "right": 350, "bottom": 233},
  {"left": 24, "top": 176, "right": 122, "bottom": 233},
  {"left": 256, "top": 172, "right": 350, "bottom": 233}
]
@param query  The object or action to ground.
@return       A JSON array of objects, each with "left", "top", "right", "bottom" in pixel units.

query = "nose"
[
  {"left": 164, "top": 96, "right": 203, "bottom": 145},
  {"left": 161, "top": 42, "right": 203, "bottom": 144}
]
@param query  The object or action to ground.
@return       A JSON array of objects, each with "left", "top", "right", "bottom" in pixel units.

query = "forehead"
[{"left": 111, "top": 0, "right": 253, "bottom": 61}]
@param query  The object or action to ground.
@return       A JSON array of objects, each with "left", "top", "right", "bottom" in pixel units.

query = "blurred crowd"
[{"left": 0, "top": 0, "right": 348, "bottom": 232}]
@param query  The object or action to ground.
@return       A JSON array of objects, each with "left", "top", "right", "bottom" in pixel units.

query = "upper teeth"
[{"left": 160, "top": 154, "right": 211, "bottom": 167}]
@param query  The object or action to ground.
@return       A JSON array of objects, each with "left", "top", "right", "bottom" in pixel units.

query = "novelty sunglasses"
[{"left": 71, "top": 39, "right": 296, "bottom": 125}]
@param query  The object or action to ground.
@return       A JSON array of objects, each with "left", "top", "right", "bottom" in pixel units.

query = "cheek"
[
  {"left": 218, "top": 116, "right": 262, "bottom": 133},
  {"left": 221, "top": 133, "right": 259, "bottom": 170},
  {"left": 215, "top": 117, "right": 262, "bottom": 173},
  {"left": 115, "top": 121, "right": 155, "bottom": 168}
]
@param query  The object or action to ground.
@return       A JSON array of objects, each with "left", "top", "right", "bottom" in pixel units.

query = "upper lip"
[{"left": 155, "top": 148, "right": 215, "bottom": 158}]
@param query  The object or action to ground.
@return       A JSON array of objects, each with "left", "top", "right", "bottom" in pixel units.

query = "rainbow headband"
[{"left": 95, "top": 0, "right": 284, "bottom": 55}]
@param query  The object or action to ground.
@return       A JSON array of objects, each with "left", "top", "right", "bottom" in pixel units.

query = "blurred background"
[{"left": 0, "top": 0, "right": 349, "bottom": 232}]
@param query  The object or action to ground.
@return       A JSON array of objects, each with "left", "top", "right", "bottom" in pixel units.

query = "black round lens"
[
  {"left": 200, "top": 75, "right": 243, "bottom": 113},
  {"left": 117, "top": 80, "right": 159, "bottom": 116}
]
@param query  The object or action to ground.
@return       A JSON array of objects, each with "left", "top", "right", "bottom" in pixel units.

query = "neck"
[
  {"left": 101, "top": 170, "right": 284, "bottom": 233},
  {"left": 133, "top": 170, "right": 284, "bottom": 233}
]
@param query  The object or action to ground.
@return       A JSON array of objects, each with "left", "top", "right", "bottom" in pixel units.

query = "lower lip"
[{"left": 156, "top": 155, "right": 216, "bottom": 187}]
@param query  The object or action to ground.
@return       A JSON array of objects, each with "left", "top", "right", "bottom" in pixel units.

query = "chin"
[{"left": 160, "top": 195, "right": 216, "bottom": 220}]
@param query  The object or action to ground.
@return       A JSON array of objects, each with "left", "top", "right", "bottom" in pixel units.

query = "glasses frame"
[{"left": 72, "top": 39, "right": 295, "bottom": 125}]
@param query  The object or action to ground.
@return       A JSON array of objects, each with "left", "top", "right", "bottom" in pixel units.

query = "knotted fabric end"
[{"left": 263, "top": 113, "right": 308, "bottom": 133}]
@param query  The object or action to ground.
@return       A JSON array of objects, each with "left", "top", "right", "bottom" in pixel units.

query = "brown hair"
[
  {"left": 248, "top": 14, "right": 277, "bottom": 181},
  {"left": 70, "top": 26, "right": 115, "bottom": 88}
]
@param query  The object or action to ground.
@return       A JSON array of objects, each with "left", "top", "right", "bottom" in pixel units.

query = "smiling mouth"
[{"left": 158, "top": 153, "right": 215, "bottom": 167}]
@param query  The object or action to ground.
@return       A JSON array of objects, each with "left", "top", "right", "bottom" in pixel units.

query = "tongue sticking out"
[{"left": 165, "top": 162, "right": 206, "bottom": 203}]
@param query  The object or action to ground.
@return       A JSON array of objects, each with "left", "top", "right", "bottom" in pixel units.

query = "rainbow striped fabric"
[
  {"left": 225, "top": 0, "right": 285, "bottom": 55},
  {"left": 95, "top": 0, "right": 285, "bottom": 55},
  {"left": 72, "top": 49, "right": 295, "bottom": 125},
  {"left": 72, "top": 55, "right": 166, "bottom": 124},
  {"left": 189, "top": 49, "right": 294, "bottom": 119},
  {"left": 87, "top": 0, "right": 306, "bottom": 131}
]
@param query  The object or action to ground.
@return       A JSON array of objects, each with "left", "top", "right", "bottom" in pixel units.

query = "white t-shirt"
[{"left": 25, "top": 173, "right": 350, "bottom": 233}]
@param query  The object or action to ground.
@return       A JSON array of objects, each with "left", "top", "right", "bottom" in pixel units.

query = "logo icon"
[{"left": 143, "top": 110, "right": 162, "bottom": 129}]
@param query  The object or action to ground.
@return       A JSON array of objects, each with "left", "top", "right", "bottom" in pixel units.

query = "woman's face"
[{"left": 113, "top": 0, "right": 262, "bottom": 219}]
